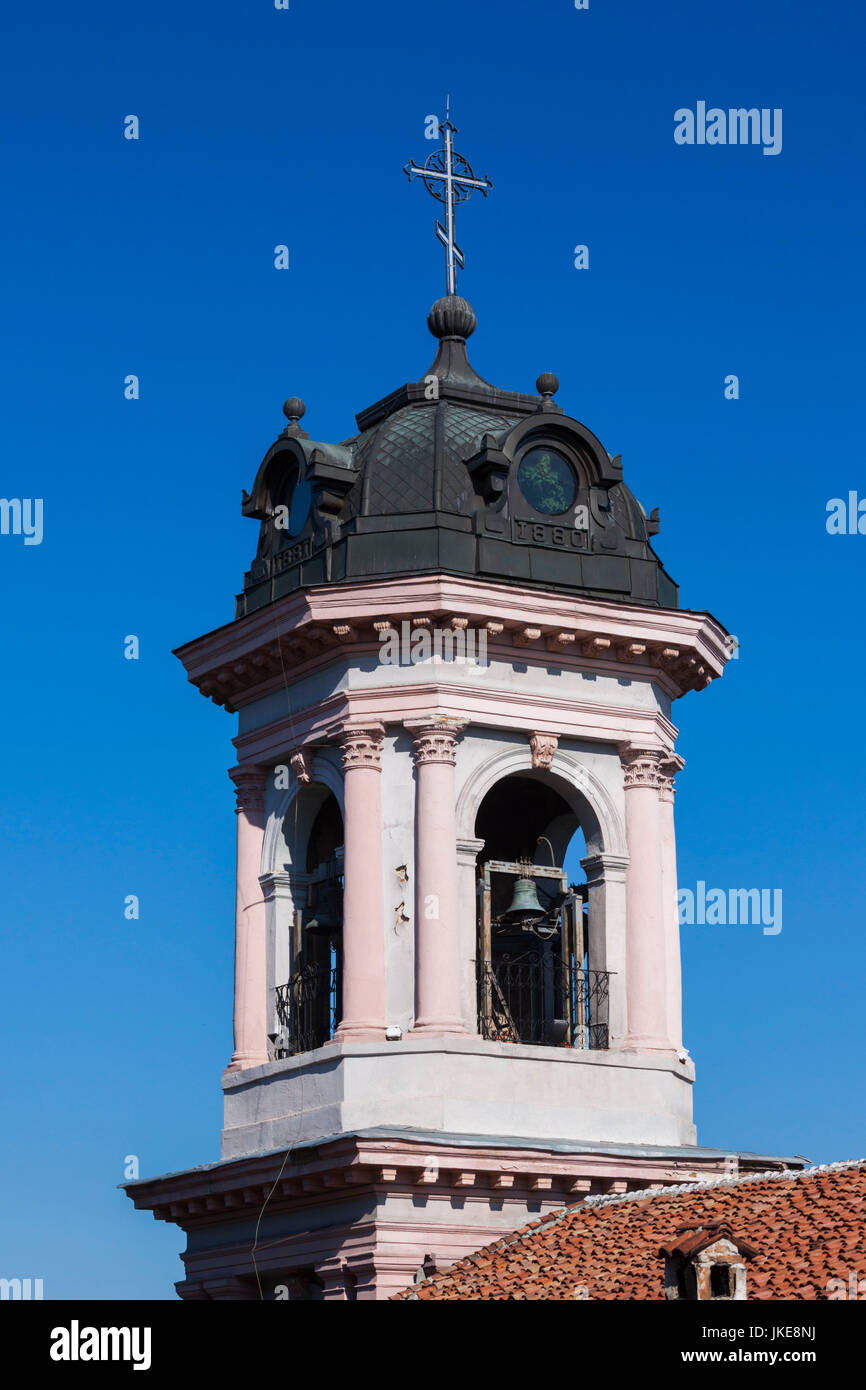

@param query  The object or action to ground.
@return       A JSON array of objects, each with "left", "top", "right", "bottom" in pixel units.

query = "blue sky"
[{"left": 0, "top": 0, "right": 863, "bottom": 1298}]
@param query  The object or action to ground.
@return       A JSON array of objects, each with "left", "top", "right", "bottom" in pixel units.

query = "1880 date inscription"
[{"left": 511, "top": 516, "right": 589, "bottom": 549}]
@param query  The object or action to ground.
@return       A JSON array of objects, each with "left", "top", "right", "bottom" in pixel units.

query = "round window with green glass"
[{"left": 517, "top": 447, "right": 576, "bottom": 515}]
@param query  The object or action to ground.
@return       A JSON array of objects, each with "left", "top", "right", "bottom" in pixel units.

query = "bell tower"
[{"left": 125, "top": 111, "right": 789, "bottom": 1301}]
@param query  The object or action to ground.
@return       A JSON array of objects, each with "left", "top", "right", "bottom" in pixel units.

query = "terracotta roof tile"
[{"left": 393, "top": 1158, "right": 866, "bottom": 1301}]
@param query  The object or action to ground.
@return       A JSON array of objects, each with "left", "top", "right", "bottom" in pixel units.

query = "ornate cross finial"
[{"left": 404, "top": 99, "right": 493, "bottom": 297}]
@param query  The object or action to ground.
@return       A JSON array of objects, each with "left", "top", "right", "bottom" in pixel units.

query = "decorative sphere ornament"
[{"left": 427, "top": 296, "right": 477, "bottom": 340}]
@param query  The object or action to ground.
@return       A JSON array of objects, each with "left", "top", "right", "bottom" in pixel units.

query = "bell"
[
  {"left": 503, "top": 874, "right": 545, "bottom": 921},
  {"left": 306, "top": 883, "right": 343, "bottom": 936}
]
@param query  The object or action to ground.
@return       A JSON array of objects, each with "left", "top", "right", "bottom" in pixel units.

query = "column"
[
  {"left": 457, "top": 836, "right": 486, "bottom": 1032},
  {"left": 580, "top": 851, "right": 629, "bottom": 1046},
  {"left": 226, "top": 765, "right": 270, "bottom": 1073},
  {"left": 333, "top": 726, "right": 386, "bottom": 1042},
  {"left": 259, "top": 870, "right": 303, "bottom": 1039},
  {"left": 659, "top": 755, "right": 685, "bottom": 1053},
  {"left": 619, "top": 747, "right": 671, "bottom": 1051},
  {"left": 408, "top": 721, "right": 467, "bottom": 1035}
]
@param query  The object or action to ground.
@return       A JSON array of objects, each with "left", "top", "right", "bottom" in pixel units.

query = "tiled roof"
[
  {"left": 346, "top": 401, "right": 523, "bottom": 519},
  {"left": 394, "top": 1159, "right": 866, "bottom": 1300}
]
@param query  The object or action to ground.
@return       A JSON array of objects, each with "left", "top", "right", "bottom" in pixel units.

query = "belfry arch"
[
  {"left": 455, "top": 744, "right": 626, "bottom": 859},
  {"left": 265, "top": 773, "right": 346, "bottom": 1057},
  {"left": 466, "top": 763, "right": 618, "bottom": 1049}
]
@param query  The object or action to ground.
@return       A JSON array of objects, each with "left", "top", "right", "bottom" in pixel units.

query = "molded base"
[{"left": 221, "top": 1035, "right": 697, "bottom": 1160}]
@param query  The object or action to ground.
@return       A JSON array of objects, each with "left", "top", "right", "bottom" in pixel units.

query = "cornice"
[
  {"left": 122, "top": 1134, "right": 749, "bottom": 1233},
  {"left": 175, "top": 576, "right": 729, "bottom": 714}
]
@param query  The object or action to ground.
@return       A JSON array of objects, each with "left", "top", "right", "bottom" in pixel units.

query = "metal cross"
[{"left": 404, "top": 98, "right": 493, "bottom": 297}]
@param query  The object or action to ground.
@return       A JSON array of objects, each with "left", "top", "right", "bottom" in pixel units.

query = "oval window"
[{"left": 517, "top": 447, "right": 576, "bottom": 516}]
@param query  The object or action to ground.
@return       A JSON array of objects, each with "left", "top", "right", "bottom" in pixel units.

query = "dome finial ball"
[{"left": 427, "top": 296, "right": 477, "bottom": 340}]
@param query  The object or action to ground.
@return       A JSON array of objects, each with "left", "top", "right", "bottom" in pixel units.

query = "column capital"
[
  {"left": 658, "top": 754, "right": 685, "bottom": 803},
  {"left": 619, "top": 746, "right": 665, "bottom": 790},
  {"left": 407, "top": 718, "right": 467, "bottom": 765},
  {"left": 530, "top": 732, "right": 559, "bottom": 769},
  {"left": 581, "top": 851, "right": 630, "bottom": 884},
  {"left": 228, "top": 764, "right": 268, "bottom": 812},
  {"left": 258, "top": 869, "right": 304, "bottom": 901},
  {"left": 338, "top": 724, "right": 385, "bottom": 772}
]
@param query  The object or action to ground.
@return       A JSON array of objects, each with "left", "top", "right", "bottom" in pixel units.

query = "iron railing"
[
  {"left": 478, "top": 952, "right": 610, "bottom": 1049},
  {"left": 274, "top": 960, "right": 340, "bottom": 1057}
]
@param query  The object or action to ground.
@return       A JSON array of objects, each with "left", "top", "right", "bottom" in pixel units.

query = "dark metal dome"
[{"left": 237, "top": 300, "right": 675, "bottom": 617}]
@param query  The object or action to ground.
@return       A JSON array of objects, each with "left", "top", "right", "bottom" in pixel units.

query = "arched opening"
[
  {"left": 275, "top": 788, "right": 344, "bottom": 1055},
  {"left": 473, "top": 773, "right": 608, "bottom": 1050}
]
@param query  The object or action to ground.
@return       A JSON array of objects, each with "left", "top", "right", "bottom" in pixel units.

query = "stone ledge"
[{"left": 222, "top": 1034, "right": 696, "bottom": 1090}]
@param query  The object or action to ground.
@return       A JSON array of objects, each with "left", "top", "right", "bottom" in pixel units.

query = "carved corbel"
[
  {"left": 617, "top": 642, "right": 647, "bottom": 662},
  {"left": 530, "top": 732, "right": 559, "bottom": 770},
  {"left": 465, "top": 433, "right": 511, "bottom": 504},
  {"left": 307, "top": 446, "right": 357, "bottom": 520}
]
